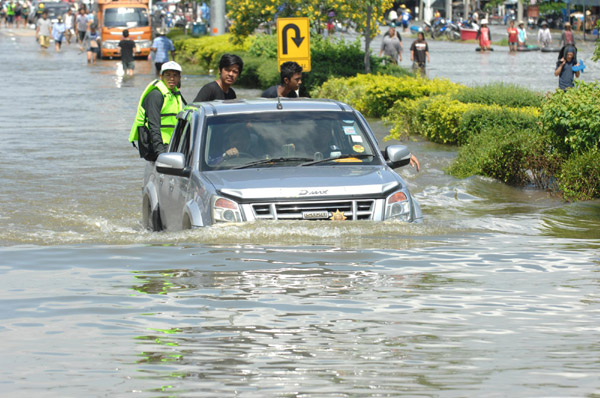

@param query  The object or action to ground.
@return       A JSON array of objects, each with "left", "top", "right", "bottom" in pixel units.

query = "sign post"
[{"left": 277, "top": 17, "right": 311, "bottom": 72}]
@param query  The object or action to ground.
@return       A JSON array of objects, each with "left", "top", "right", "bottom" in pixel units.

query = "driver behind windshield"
[
  {"left": 281, "top": 122, "right": 340, "bottom": 160},
  {"left": 208, "top": 125, "right": 263, "bottom": 166}
]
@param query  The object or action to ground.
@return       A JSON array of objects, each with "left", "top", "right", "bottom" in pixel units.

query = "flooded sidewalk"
[{"left": 342, "top": 23, "right": 600, "bottom": 92}]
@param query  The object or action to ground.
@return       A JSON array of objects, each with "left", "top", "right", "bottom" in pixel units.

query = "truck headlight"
[
  {"left": 102, "top": 40, "right": 119, "bottom": 49},
  {"left": 212, "top": 196, "right": 242, "bottom": 223},
  {"left": 136, "top": 40, "right": 152, "bottom": 48},
  {"left": 385, "top": 191, "right": 411, "bottom": 221}
]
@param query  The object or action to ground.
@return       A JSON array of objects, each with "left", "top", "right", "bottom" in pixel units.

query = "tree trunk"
[{"left": 364, "top": 4, "right": 372, "bottom": 73}]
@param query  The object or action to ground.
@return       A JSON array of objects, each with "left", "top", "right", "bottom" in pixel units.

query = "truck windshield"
[
  {"left": 202, "top": 111, "right": 379, "bottom": 170},
  {"left": 104, "top": 7, "right": 149, "bottom": 28}
]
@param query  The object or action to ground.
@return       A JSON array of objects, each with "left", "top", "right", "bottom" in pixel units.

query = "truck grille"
[{"left": 251, "top": 200, "right": 375, "bottom": 221}]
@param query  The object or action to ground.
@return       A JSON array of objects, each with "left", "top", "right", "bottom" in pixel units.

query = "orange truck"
[{"left": 96, "top": 0, "right": 152, "bottom": 59}]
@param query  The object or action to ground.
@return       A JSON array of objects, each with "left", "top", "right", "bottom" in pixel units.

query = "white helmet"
[{"left": 160, "top": 61, "right": 182, "bottom": 74}]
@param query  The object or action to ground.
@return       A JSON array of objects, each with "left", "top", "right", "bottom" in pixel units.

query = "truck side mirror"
[{"left": 384, "top": 145, "right": 412, "bottom": 169}]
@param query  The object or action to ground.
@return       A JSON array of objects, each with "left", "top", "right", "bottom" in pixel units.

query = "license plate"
[{"left": 302, "top": 211, "right": 329, "bottom": 220}]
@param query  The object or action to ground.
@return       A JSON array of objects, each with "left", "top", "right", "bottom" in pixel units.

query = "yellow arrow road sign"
[{"left": 277, "top": 17, "right": 311, "bottom": 72}]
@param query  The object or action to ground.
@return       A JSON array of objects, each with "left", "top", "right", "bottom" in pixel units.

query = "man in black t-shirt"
[
  {"left": 193, "top": 54, "right": 244, "bottom": 102},
  {"left": 261, "top": 61, "right": 303, "bottom": 98},
  {"left": 118, "top": 29, "right": 137, "bottom": 76},
  {"left": 410, "top": 32, "right": 430, "bottom": 76}
]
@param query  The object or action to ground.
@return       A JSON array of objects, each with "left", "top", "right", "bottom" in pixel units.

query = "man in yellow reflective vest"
[{"left": 129, "top": 61, "right": 186, "bottom": 161}]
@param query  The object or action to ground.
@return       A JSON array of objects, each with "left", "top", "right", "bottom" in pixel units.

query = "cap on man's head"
[{"left": 160, "top": 61, "right": 182, "bottom": 75}]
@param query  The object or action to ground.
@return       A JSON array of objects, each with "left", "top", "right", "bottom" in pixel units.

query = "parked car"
[
  {"left": 29, "top": 1, "right": 70, "bottom": 24},
  {"left": 142, "top": 99, "right": 422, "bottom": 231}
]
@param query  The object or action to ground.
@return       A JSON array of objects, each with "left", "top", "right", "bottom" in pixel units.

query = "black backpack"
[{"left": 134, "top": 125, "right": 158, "bottom": 161}]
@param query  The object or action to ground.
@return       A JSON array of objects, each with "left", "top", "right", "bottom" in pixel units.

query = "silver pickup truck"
[{"left": 142, "top": 99, "right": 422, "bottom": 231}]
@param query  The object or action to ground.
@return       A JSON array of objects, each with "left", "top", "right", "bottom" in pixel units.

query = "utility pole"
[
  {"left": 364, "top": 4, "right": 372, "bottom": 73},
  {"left": 424, "top": 0, "right": 432, "bottom": 23},
  {"left": 210, "top": 0, "right": 225, "bottom": 35}
]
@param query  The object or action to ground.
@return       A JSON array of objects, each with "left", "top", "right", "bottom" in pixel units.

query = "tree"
[{"left": 226, "top": 0, "right": 393, "bottom": 72}]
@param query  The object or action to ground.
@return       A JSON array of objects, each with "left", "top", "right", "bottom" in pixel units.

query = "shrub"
[
  {"left": 419, "top": 97, "right": 472, "bottom": 144},
  {"left": 448, "top": 127, "right": 562, "bottom": 187},
  {"left": 246, "top": 33, "right": 278, "bottom": 58},
  {"left": 452, "top": 82, "right": 543, "bottom": 108},
  {"left": 558, "top": 149, "right": 600, "bottom": 201},
  {"left": 304, "top": 36, "right": 380, "bottom": 96},
  {"left": 457, "top": 105, "right": 540, "bottom": 145},
  {"left": 236, "top": 55, "right": 279, "bottom": 89},
  {"left": 314, "top": 74, "right": 462, "bottom": 117},
  {"left": 173, "top": 34, "right": 251, "bottom": 73},
  {"left": 540, "top": 81, "right": 600, "bottom": 155},
  {"left": 385, "top": 96, "right": 433, "bottom": 139},
  {"left": 373, "top": 63, "right": 414, "bottom": 78}
]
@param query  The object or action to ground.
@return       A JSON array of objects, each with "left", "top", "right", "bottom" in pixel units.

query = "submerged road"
[{"left": 340, "top": 22, "right": 600, "bottom": 92}]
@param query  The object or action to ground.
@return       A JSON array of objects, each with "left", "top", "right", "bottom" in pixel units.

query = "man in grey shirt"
[
  {"left": 35, "top": 11, "right": 52, "bottom": 49},
  {"left": 379, "top": 24, "right": 403, "bottom": 64},
  {"left": 76, "top": 8, "right": 89, "bottom": 44}
]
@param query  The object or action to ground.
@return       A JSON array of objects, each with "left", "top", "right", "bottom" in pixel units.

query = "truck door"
[{"left": 158, "top": 117, "right": 192, "bottom": 230}]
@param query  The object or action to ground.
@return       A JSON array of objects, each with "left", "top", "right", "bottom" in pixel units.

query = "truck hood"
[{"left": 203, "top": 166, "right": 402, "bottom": 200}]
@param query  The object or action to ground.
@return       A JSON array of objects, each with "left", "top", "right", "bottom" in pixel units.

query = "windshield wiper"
[
  {"left": 300, "top": 153, "right": 375, "bottom": 166},
  {"left": 232, "top": 157, "right": 314, "bottom": 169}
]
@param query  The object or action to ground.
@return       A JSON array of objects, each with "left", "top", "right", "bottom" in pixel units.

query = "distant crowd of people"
[
  {"left": 0, "top": 0, "right": 30, "bottom": 29},
  {"left": 379, "top": 22, "right": 430, "bottom": 76},
  {"left": 32, "top": 4, "right": 102, "bottom": 64}
]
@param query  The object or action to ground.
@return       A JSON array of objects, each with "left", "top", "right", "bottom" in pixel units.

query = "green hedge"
[
  {"left": 457, "top": 105, "right": 540, "bottom": 145},
  {"left": 236, "top": 56, "right": 279, "bottom": 89},
  {"left": 451, "top": 82, "right": 543, "bottom": 108},
  {"left": 385, "top": 96, "right": 539, "bottom": 145},
  {"left": 314, "top": 74, "right": 460, "bottom": 118},
  {"left": 540, "top": 81, "right": 600, "bottom": 155},
  {"left": 447, "top": 127, "right": 562, "bottom": 187},
  {"left": 173, "top": 33, "right": 251, "bottom": 73},
  {"left": 558, "top": 149, "right": 600, "bottom": 201}
]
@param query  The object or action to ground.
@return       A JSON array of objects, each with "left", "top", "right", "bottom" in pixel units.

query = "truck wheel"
[
  {"left": 182, "top": 215, "right": 192, "bottom": 230},
  {"left": 143, "top": 198, "right": 162, "bottom": 231}
]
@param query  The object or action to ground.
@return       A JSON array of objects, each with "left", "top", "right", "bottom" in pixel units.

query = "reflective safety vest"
[
  {"left": 129, "top": 79, "right": 184, "bottom": 144},
  {"left": 7, "top": 4, "right": 15, "bottom": 15}
]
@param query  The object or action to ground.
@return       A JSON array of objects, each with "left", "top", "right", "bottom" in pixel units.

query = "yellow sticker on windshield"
[
  {"left": 353, "top": 145, "right": 365, "bottom": 153},
  {"left": 334, "top": 157, "right": 363, "bottom": 163}
]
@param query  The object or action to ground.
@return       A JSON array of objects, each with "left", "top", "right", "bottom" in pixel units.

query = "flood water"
[{"left": 1, "top": 28, "right": 599, "bottom": 397}]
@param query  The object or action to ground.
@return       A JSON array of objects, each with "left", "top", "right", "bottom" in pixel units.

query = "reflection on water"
[{"left": 3, "top": 244, "right": 598, "bottom": 396}]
